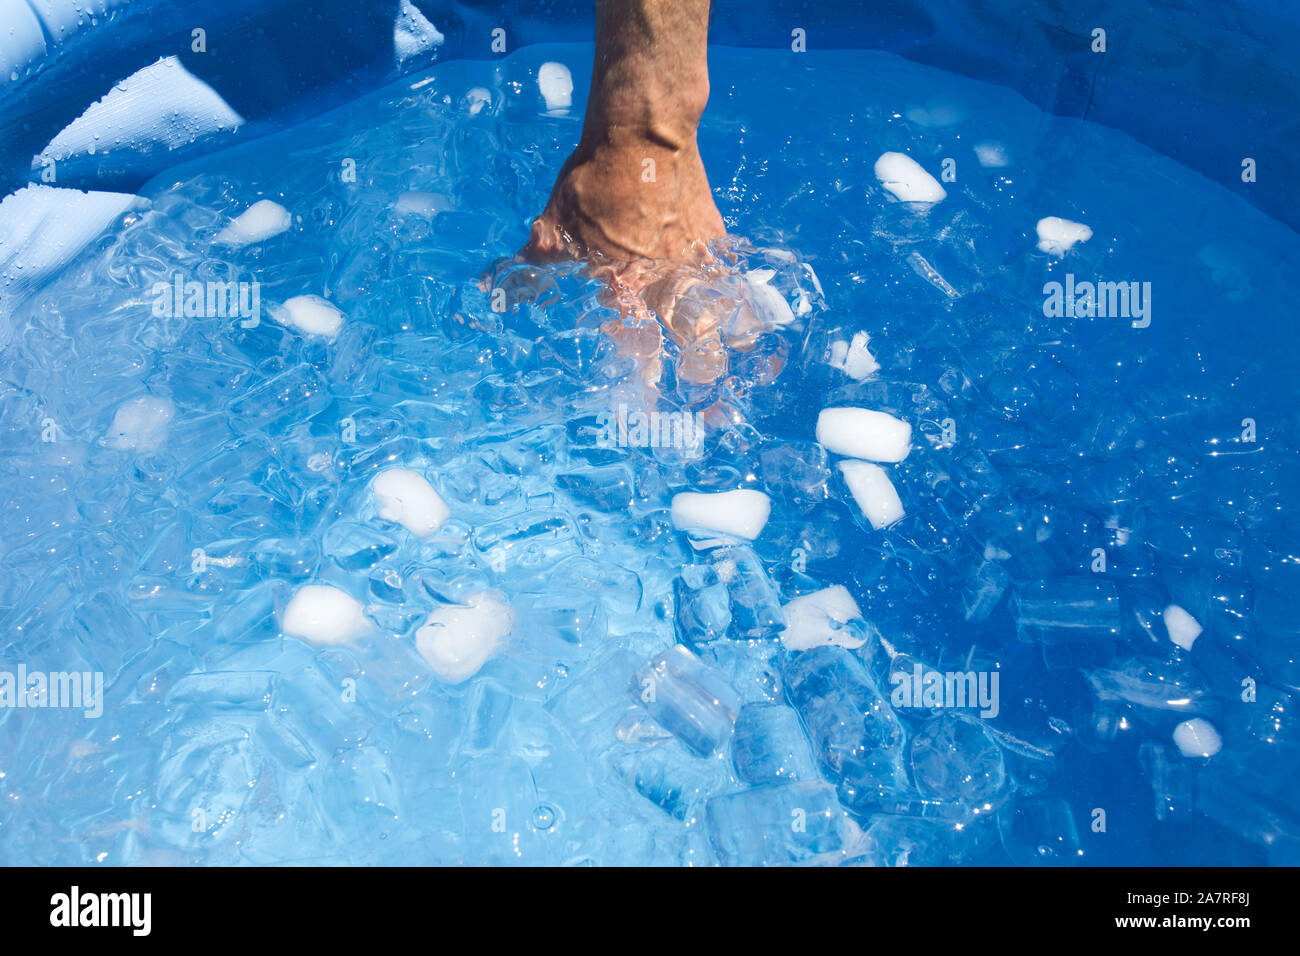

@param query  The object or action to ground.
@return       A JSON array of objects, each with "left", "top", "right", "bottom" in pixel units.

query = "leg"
[{"left": 523, "top": 0, "right": 724, "bottom": 263}]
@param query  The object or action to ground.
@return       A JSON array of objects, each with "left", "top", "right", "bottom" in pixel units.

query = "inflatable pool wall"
[{"left": 1, "top": 0, "right": 1297, "bottom": 229}]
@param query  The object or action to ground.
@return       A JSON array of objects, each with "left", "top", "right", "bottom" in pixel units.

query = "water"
[{"left": 1, "top": 43, "right": 1297, "bottom": 866}]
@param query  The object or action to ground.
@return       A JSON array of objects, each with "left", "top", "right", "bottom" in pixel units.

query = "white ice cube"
[
  {"left": 1173, "top": 717, "right": 1222, "bottom": 758},
  {"left": 1036, "top": 216, "right": 1092, "bottom": 256},
  {"left": 1163, "top": 604, "right": 1203, "bottom": 651},
  {"left": 466, "top": 87, "right": 492, "bottom": 115},
  {"left": 670, "top": 489, "right": 771, "bottom": 541},
  {"left": 874, "top": 152, "right": 947, "bottom": 204},
  {"left": 273, "top": 294, "right": 345, "bottom": 340},
  {"left": 839, "top": 460, "right": 905, "bottom": 529},
  {"left": 744, "top": 268, "right": 796, "bottom": 328},
  {"left": 416, "top": 593, "right": 514, "bottom": 683},
  {"left": 827, "top": 332, "right": 880, "bottom": 380},
  {"left": 372, "top": 468, "right": 450, "bottom": 537},
  {"left": 214, "top": 199, "right": 292, "bottom": 246},
  {"left": 106, "top": 395, "right": 175, "bottom": 451},
  {"left": 816, "top": 406, "right": 911, "bottom": 462},
  {"left": 781, "top": 585, "right": 867, "bottom": 651},
  {"left": 974, "top": 141, "right": 1009, "bottom": 168},
  {"left": 283, "top": 584, "right": 369, "bottom": 646},
  {"left": 538, "top": 61, "right": 574, "bottom": 112}
]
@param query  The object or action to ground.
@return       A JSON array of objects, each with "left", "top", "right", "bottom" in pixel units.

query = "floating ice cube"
[
  {"left": 974, "top": 141, "right": 1009, "bottom": 168},
  {"left": 272, "top": 294, "right": 345, "bottom": 340},
  {"left": 1014, "top": 577, "right": 1121, "bottom": 667},
  {"left": 671, "top": 489, "right": 771, "bottom": 541},
  {"left": 783, "top": 647, "right": 908, "bottom": 812},
  {"left": 962, "top": 559, "right": 1010, "bottom": 623},
  {"left": 905, "top": 100, "right": 965, "bottom": 127},
  {"left": 106, "top": 395, "right": 175, "bottom": 451},
  {"left": 1086, "top": 657, "right": 1210, "bottom": 714},
  {"left": 719, "top": 547, "right": 786, "bottom": 639},
  {"left": 874, "top": 152, "right": 947, "bottom": 203},
  {"left": 1173, "top": 718, "right": 1222, "bottom": 758},
  {"left": 906, "top": 250, "right": 961, "bottom": 299},
  {"left": 743, "top": 269, "right": 796, "bottom": 328},
  {"left": 633, "top": 645, "right": 741, "bottom": 757},
  {"left": 675, "top": 549, "right": 785, "bottom": 643},
  {"left": 997, "top": 795, "right": 1080, "bottom": 865},
  {"left": 613, "top": 740, "right": 730, "bottom": 820},
  {"left": 371, "top": 468, "right": 449, "bottom": 537},
  {"left": 1014, "top": 578, "right": 1120, "bottom": 638},
  {"left": 1162, "top": 604, "right": 1203, "bottom": 651},
  {"left": 1035, "top": 216, "right": 1092, "bottom": 256},
  {"left": 393, "top": 191, "right": 451, "bottom": 217},
  {"left": 674, "top": 564, "right": 732, "bottom": 644},
  {"left": 214, "top": 199, "right": 291, "bottom": 246},
  {"left": 838, "top": 460, "right": 905, "bottom": 529},
  {"left": 705, "top": 780, "right": 851, "bottom": 865},
  {"left": 909, "top": 713, "right": 1006, "bottom": 807},
  {"left": 816, "top": 407, "right": 912, "bottom": 462},
  {"left": 780, "top": 585, "right": 867, "bottom": 651},
  {"left": 827, "top": 331, "right": 880, "bottom": 380},
  {"left": 282, "top": 584, "right": 369, "bottom": 646},
  {"left": 538, "top": 61, "right": 574, "bottom": 112},
  {"left": 465, "top": 87, "right": 492, "bottom": 115},
  {"left": 732, "top": 703, "right": 820, "bottom": 785},
  {"left": 415, "top": 593, "right": 514, "bottom": 684}
]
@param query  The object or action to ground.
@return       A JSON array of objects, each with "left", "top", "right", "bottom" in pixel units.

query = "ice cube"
[
  {"left": 272, "top": 294, "right": 345, "bottom": 340},
  {"left": 732, "top": 702, "right": 819, "bottom": 785},
  {"left": 718, "top": 547, "right": 785, "bottom": 639},
  {"left": 705, "top": 780, "right": 851, "bottom": 865},
  {"left": 816, "top": 406, "right": 912, "bottom": 462},
  {"left": 633, "top": 645, "right": 741, "bottom": 757},
  {"left": 282, "top": 584, "right": 369, "bottom": 646},
  {"left": 106, "top": 395, "right": 175, "bottom": 451},
  {"left": 1162, "top": 604, "right": 1203, "bottom": 651},
  {"left": 974, "top": 141, "right": 1009, "bottom": 168},
  {"left": 371, "top": 467, "right": 450, "bottom": 537},
  {"left": 673, "top": 563, "right": 732, "bottom": 645},
  {"left": 838, "top": 460, "right": 905, "bottom": 529},
  {"left": 779, "top": 585, "right": 868, "bottom": 651},
  {"left": 214, "top": 199, "right": 292, "bottom": 246},
  {"left": 538, "top": 61, "right": 574, "bottom": 112},
  {"left": 874, "top": 152, "right": 947, "bottom": 203},
  {"left": 997, "top": 796, "right": 1081, "bottom": 865},
  {"left": 1035, "top": 216, "right": 1092, "bottom": 256},
  {"left": 1013, "top": 578, "right": 1120, "bottom": 670},
  {"left": 908, "top": 713, "right": 1006, "bottom": 809},
  {"left": 670, "top": 489, "right": 771, "bottom": 541},
  {"left": 1172, "top": 717, "right": 1222, "bottom": 758},
  {"left": 415, "top": 592, "right": 514, "bottom": 684},
  {"left": 759, "top": 442, "right": 831, "bottom": 506},
  {"left": 783, "top": 647, "right": 908, "bottom": 812},
  {"left": 1085, "top": 656, "right": 1209, "bottom": 715},
  {"left": 827, "top": 331, "right": 880, "bottom": 380},
  {"left": 612, "top": 739, "right": 730, "bottom": 820}
]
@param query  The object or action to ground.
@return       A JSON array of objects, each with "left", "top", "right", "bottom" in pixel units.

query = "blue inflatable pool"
[{"left": 0, "top": 1, "right": 1296, "bottom": 869}]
